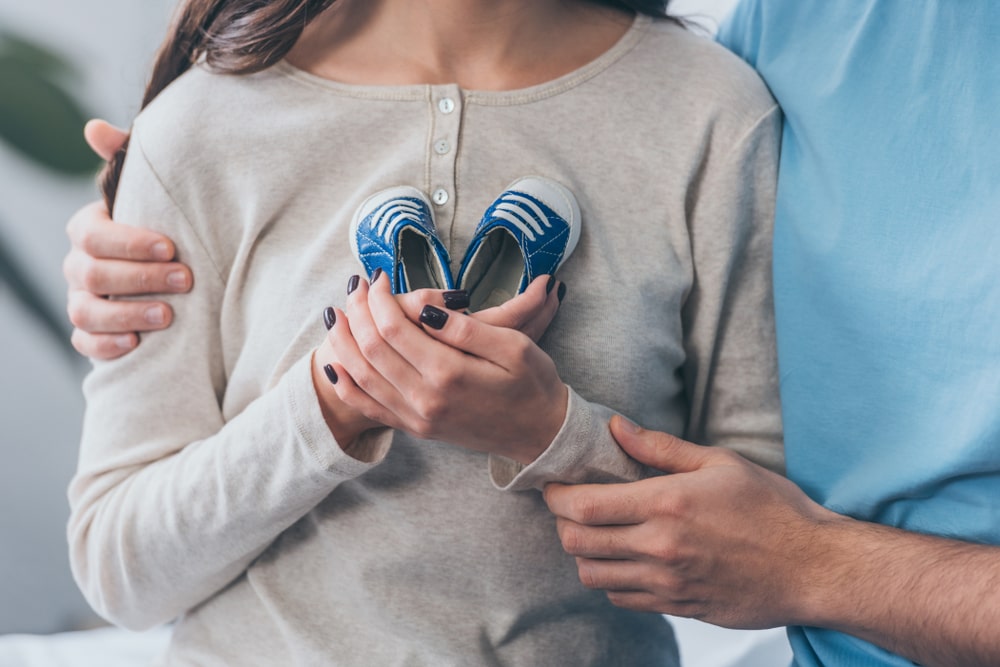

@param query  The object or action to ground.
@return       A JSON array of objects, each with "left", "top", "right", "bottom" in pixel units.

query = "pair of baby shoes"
[{"left": 350, "top": 177, "right": 580, "bottom": 311}]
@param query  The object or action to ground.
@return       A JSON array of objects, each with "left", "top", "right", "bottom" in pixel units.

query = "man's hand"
[
  {"left": 64, "top": 120, "right": 192, "bottom": 360},
  {"left": 544, "top": 415, "right": 839, "bottom": 629},
  {"left": 545, "top": 417, "right": 1000, "bottom": 667}
]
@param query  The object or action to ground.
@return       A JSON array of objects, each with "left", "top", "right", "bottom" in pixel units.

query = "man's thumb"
[
  {"left": 609, "top": 415, "right": 712, "bottom": 474},
  {"left": 84, "top": 119, "right": 128, "bottom": 162}
]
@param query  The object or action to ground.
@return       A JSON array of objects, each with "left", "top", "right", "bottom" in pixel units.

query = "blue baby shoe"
[
  {"left": 350, "top": 186, "right": 454, "bottom": 293},
  {"left": 456, "top": 177, "right": 581, "bottom": 311}
]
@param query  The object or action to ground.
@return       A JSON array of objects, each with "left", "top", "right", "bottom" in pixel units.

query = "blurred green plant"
[{"left": 0, "top": 31, "right": 100, "bottom": 357}]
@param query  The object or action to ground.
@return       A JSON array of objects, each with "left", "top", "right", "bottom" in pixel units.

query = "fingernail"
[
  {"left": 152, "top": 242, "right": 172, "bottom": 261},
  {"left": 144, "top": 306, "right": 165, "bottom": 326},
  {"left": 618, "top": 417, "right": 641, "bottom": 434},
  {"left": 115, "top": 335, "right": 135, "bottom": 351},
  {"left": 557, "top": 283, "right": 567, "bottom": 303},
  {"left": 166, "top": 271, "right": 188, "bottom": 290},
  {"left": 323, "top": 364, "right": 339, "bottom": 385},
  {"left": 323, "top": 307, "right": 336, "bottom": 330},
  {"left": 419, "top": 305, "right": 449, "bottom": 330},
  {"left": 347, "top": 275, "right": 360, "bottom": 295},
  {"left": 546, "top": 276, "right": 555, "bottom": 294},
  {"left": 371, "top": 267, "right": 383, "bottom": 284},
  {"left": 442, "top": 290, "right": 470, "bottom": 310}
]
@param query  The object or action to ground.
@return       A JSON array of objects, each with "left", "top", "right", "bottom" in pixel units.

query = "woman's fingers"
[
  {"left": 413, "top": 301, "right": 541, "bottom": 373},
  {"left": 473, "top": 275, "right": 563, "bottom": 341},
  {"left": 342, "top": 274, "right": 425, "bottom": 391},
  {"left": 365, "top": 274, "right": 472, "bottom": 374}
]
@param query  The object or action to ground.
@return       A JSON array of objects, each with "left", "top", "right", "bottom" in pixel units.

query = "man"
[
  {"left": 64, "top": 1, "right": 999, "bottom": 665},
  {"left": 546, "top": 2, "right": 1000, "bottom": 666}
]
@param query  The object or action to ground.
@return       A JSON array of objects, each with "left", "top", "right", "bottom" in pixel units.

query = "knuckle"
[
  {"left": 61, "top": 252, "right": 76, "bottom": 281},
  {"left": 66, "top": 297, "right": 91, "bottom": 330},
  {"left": 70, "top": 329, "right": 91, "bottom": 357},
  {"left": 509, "top": 334, "right": 535, "bottom": 363},
  {"left": 350, "top": 368, "right": 377, "bottom": 395},
  {"left": 413, "top": 393, "right": 446, "bottom": 422},
  {"left": 409, "top": 417, "right": 437, "bottom": 441},
  {"left": 650, "top": 539, "right": 682, "bottom": 566},
  {"left": 80, "top": 257, "right": 105, "bottom": 293},
  {"left": 559, "top": 524, "right": 585, "bottom": 554},
  {"left": 355, "top": 332, "right": 383, "bottom": 360},
  {"left": 76, "top": 226, "right": 97, "bottom": 254},
  {"left": 132, "top": 268, "right": 152, "bottom": 293},
  {"left": 375, "top": 319, "right": 404, "bottom": 344},
  {"left": 425, "top": 366, "right": 457, "bottom": 393},
  {"left": 570, "top": 495, "right": 599, "bottom": 524},
  {"left": 577, "top": 561, "right": 600, "bottom": 590},
  {"left": 448, "top": 317, "right": 477, "bottom": 349}
]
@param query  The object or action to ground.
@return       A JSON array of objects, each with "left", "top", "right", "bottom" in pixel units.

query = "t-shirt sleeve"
[
  {"left": 488, "top": 387, "right": 650, "bottom": 491},
  {"left": 716, "top": 0, "right": 763, "bottom": 65},
  {"left": 67, "top": 131, "right": 392, "bottom": 631}
]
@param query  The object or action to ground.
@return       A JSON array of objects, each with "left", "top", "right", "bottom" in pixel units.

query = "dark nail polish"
[
  {"left": 347, "top": 274, "right": 360, "bottom": 295},
  {"left": 419, "top": 305, "right": 449, "bottom": 330},
  {"left": 323, "top": 364, "right": 339, "bottom": 385},
  {"left": 557, "top": 283, "right": 567, "bottom": 303},
  {"left": 546, "top": 276, "right": 555, "bottom": 294},
  {"left": 371, "top": 267, "right": 383, "bottom": 284},
  {"left": 323, "top": 307, "right": 336, "bottom": 330},
  {"left": 442, "top": 290, "right": 470, "bottom": 311}
]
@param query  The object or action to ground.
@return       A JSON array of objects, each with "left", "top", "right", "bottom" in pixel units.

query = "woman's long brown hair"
[{"left": 100, "top": 0, "right": 672, "bottom": 211}]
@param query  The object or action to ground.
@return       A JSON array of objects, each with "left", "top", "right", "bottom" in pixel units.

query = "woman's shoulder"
[
  {"left": 129, "top": 64, "right": 294, "bottom": 180},
  {"left": 630, "top": 18, "right": 778, "bottom": 136}
]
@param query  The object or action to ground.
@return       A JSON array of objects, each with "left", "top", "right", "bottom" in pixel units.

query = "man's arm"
[
  {"left": 63, "top": 121, "right": 192, "bottom": 359},
  {"left": 544, "top": 416, "right": 1000, "bottom": 667}
]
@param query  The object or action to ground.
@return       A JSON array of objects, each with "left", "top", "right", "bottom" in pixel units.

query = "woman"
[{"left": 68, "top": 0, "right": 783, "bottom": 664}]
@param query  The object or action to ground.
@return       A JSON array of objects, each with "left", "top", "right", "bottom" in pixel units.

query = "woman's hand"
[
  {"left": 320, "top": 273, "right": 569, "bottom": 464},
  {"left": 64, "top": 120, "right": 193, "bottom": 359}
]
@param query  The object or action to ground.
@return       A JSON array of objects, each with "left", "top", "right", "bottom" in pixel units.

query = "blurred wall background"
[
  {"left": 0, "top": 0, "right": 736, "bottom": 636},
  {"left": 0, "top": 0, "right": 175, "bottom": 634}
]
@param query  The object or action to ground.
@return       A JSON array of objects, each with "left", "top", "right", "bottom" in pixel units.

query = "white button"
[
  {"left": 434, "top": 139, "right": 450, "bottom": 155},
  {"left": 438, "top": 98, "right": 456, "bottom": 114},
  {"left": 432, "top": 189, "right": 450, "bottom": 206}
]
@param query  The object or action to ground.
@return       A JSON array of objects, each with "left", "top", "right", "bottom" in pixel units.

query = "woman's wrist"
[
  {"left": 506, "top": 383, "right": 570, "bottom": 465},
  {"left": 309, "top": 350, "right": 380, "bottom": 456}
]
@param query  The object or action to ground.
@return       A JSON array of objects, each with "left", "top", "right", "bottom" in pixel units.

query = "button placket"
[{"left": 428, "top": 85, "right": 462, "bottom": 255}]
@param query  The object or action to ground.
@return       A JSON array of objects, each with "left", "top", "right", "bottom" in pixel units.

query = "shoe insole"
[
  {"left": 467, "top": 230, "right": 523, "bottom": 312},
  {"left": 400, "top": 229, "right": 448, "bottom": 290}
]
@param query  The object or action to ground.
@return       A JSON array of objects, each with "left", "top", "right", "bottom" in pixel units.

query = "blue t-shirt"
[{"left": 717, "top": 2, "right": 1000, "bottom": 666}]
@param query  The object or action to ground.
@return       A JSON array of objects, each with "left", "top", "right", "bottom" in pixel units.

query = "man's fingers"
[
  {"left": 64, "top": 251, "right": 192, "bottom": 296},
  {"left": 544, "top": 481, "right": 650, "bottom": 526},
  {"left": 67, "top": 290, "right": 173, "bottom": 334},
  {"left": 66, "top": 203, "right": 176, "bottom": 262},
  {"left": 83, "top": 119, "right": 128, "bottom": 162},
  {"left": 574, "top": 557, "right": 654, "bottom": 592},
  {"left": 609, "top": 415, "right": 717, "bottom": 474},
  {"left": 70, "top": 329, "right": 138, "bottom": 360},
  {"left": 555, "top": 519, "right": 642, "bottom": 559}
]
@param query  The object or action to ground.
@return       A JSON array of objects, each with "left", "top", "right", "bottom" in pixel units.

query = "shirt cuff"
[
  {"left": 489, "top": 386, "right": 642, "bottom": 492},
  {"left": 284, "top": 353, "right": 392, "bottom": 478}
]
